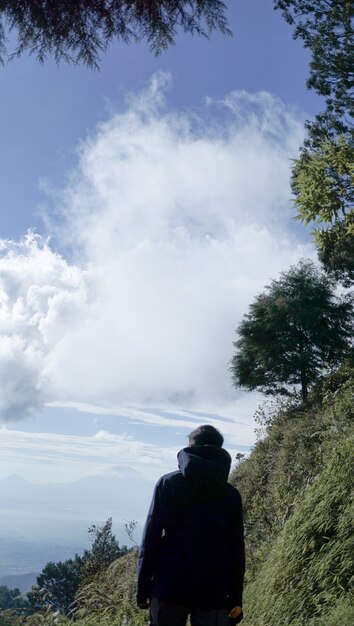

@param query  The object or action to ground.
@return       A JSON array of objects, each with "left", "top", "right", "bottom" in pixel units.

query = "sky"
[{"left": 0, "top": 0, "right": 321, "bottom": 528}]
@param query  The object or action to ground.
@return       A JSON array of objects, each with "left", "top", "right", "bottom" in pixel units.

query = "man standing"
[{"left": 137, "top": 425, "right": 245, "bottom": 626}]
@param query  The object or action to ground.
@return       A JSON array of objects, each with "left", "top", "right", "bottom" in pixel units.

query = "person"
[{"left": 137, "top": 424, "right": 245, "bottom": 626}]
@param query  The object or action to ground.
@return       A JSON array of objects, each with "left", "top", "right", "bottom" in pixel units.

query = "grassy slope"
[{"left": 230, "top": 366, "right": 354, "bottom": 626}]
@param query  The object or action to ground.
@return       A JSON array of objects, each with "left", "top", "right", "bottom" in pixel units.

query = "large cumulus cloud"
[
  {"left": 0, "top": 234, "right": 89, "bottom": 420},
  {"left": 0, "top": 75, "right": 313, "bottom": 422}
]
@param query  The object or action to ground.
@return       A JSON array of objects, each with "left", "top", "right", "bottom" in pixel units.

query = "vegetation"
[
  {"left": 6, "top": 551, "right": 142, "bottom": 626},
  {"left": 219, "top": 17, "right": 351, "bottom": 623},
  {"left": 81, "top": 518, "right": 128, "bottom": 581},
  {"left": 292, "top": 137, "right": 354, "bottom": 285},
  {"left": 27, "top": 518, "right": 128, "bottom": 617},
  {"left": 74, "top": 551, "right": 145, "bottom": 626},
  {"left": 0, "top": 586, "right": 29, "bottom": 610},
  {"left": 231, "top": 260, "right": 353, "bottom": 401},
  {"left": 0, "top": 0, "right": 230, "bottom": 68},
  {"left": 0, "top": 586, "right": 29, "bottom": 626},
  {"left": 230, "top": 363, "right": 354, "bottom": 626},
  {"left": 27, "top": 556, "right": 84, "bottom": 616},
  {"left": 274, "top": 0, "right": 353, "bottom": 139},
  {"left": 242, "top": 435, "right": 354, "bottom": 626},
  {"left": 274, "top": 0, "right": 354, "bottom": 281}
]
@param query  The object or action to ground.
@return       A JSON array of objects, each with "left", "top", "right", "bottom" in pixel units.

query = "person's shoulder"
[
  {"left": 157, "top": 470, "right": 183, "bottom": 487},
  {"left": 155, "top": 470, "right": 184, "bottom": 500},
  {"left": 160, "top": 469, "right": 182, "bottom": 480}
]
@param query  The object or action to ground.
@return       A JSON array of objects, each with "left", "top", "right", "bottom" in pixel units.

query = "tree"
[
  {"left": 274, "top": 1, "right": 354, "bottom": 281},
  {"left": 0, "top": 586, "right": 28, "bottom": 610},
  {"left": 231, "top": 261, "right": 353, "bottom": 401},
  {"left": 27, "top": 555, "right": 83, "bottom": 615},
  {"left": 274, "top": 0, "right": 354, "bottom": 140},
  {"left": 0, "top": 0, "right": 230, "bottom": 69},
  {"left": 292, "top": 136, "right": 354, "bottom": 285},
  {"left": 81, "top": 517, "right": 128, "bottom": 581},
  {"left": 27, "top": 518, "right": 127, "bottom": 616},
  {"left": 0, "top": 613, "right": 17, "bottom": 626}
]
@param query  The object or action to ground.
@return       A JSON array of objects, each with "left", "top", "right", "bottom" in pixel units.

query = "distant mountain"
[
  {"left": 0, "top": 472, "right": 150, "bottom": 577},
  {"left": 0, "top": 572, "right": 39, "bottom": 593},
  {"left": 0, "top": 472, "right": 151, "bottom": 533}
]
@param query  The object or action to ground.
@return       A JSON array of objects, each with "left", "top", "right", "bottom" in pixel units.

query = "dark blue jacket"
[{"left": 137, "top": 445, "right": 245, "bottom": 609}]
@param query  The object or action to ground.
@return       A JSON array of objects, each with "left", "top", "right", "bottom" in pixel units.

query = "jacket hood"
[{"left": 177, "top": 445, "right": 231, "bottom": 486}]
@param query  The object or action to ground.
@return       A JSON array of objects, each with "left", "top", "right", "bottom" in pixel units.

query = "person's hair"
[{"left": 188, "top": 424, "right": 224, "bottom": 448}]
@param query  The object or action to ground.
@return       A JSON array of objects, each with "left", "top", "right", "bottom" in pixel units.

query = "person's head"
[{"left": 188, "top": 424, "right": 224, "bottom": 448}]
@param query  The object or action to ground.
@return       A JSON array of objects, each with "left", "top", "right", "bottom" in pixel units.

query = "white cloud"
[
  {"left": 0, "top": 419, "right": 251, "bottom": 485},
  {"left": 47, "top": 400, "right": 260, "bottom": 446},
  {"left": 0, "top": 233, "right": 89, "bottom": 420},
  {"left": 0, "top": 425, "right": 179, "bottom": 483},
  {"left": 0, "top": 74, "right": 314, "bottom": 423}
]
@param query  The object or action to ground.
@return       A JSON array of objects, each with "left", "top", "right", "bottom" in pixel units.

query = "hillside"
[
  {"left": 0, "top": 573, "right": 38, "bottom": 595},
  {"left": 230, "top": 364, "right": 354, "bottom": 626}
]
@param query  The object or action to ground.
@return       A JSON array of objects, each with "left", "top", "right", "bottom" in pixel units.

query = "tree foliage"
[
  {"left": 274, "top": 0, "right": 354, "bottom": 139},
  {"left": 27, "top": 518, "right": 127, "bottom": 617},
  {"left": 231, "top": 261, "right": 353, "bottom": 401},
  {"left": 81, "top": 517, "right": 128, "bottom": 582},
  {"left": 12, "top": 552, "right": 143, "bottom": 626},
  {"left": 0, "top": 586, "right": 28, "bottom": 610},
  {"left": 293, "top": 137, "right": 353, "bottom": 226},
  {"left": 292, "top": 136, "right": 354, "bottom": 284},
  {"left": 274, "top": 1, "right": 354, "bottom": 280},
  {"left": 0, "top": 0, "right": 230, "bottom": 68},
  {"left": 27, "top": 556, "right": 83, "bottom": 615}
]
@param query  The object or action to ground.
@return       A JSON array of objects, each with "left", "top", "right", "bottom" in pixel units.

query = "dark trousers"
[{"left": 150, "top": 598, "right": 230, "bottom": 626}]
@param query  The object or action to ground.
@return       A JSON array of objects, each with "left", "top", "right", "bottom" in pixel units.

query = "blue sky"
[
  {"left": 1, "top": 0, "right": 321, "bottom": 238},
  {"left": 0, "top": 0, "right": 319, "bottom": 506}
]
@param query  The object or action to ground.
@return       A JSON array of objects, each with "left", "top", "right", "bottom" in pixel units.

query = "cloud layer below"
[{"left": 0, "top": 75, "right": 313, "bottom": 422}]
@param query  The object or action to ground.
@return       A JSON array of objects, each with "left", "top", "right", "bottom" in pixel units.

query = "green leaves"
[
  {"left": 274, "top": 1, "right": 354, "bottom": 282},
  {"left": 0, "top": 1, "right": 231, "bottom": 68},
  {"left": 81, "top": 518, "right": 128, "bottom": 583},
  {"left": 274, "top": 1, "right": 354, "bottom": 137},
  {"left": 231, "top": 260, "right": 353, "bottom": 401},
  {"left": 26, "top": 518, "right": 128, "bottom": 618},
  {"left": 292, "top": 137, "right": 354, "bottom": 282},
  {"left": 293, "top": 137, "right": 354, "bottom": 226},
  {"left": 28, "top": 556, "right": 84, "bottom": 615}
]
